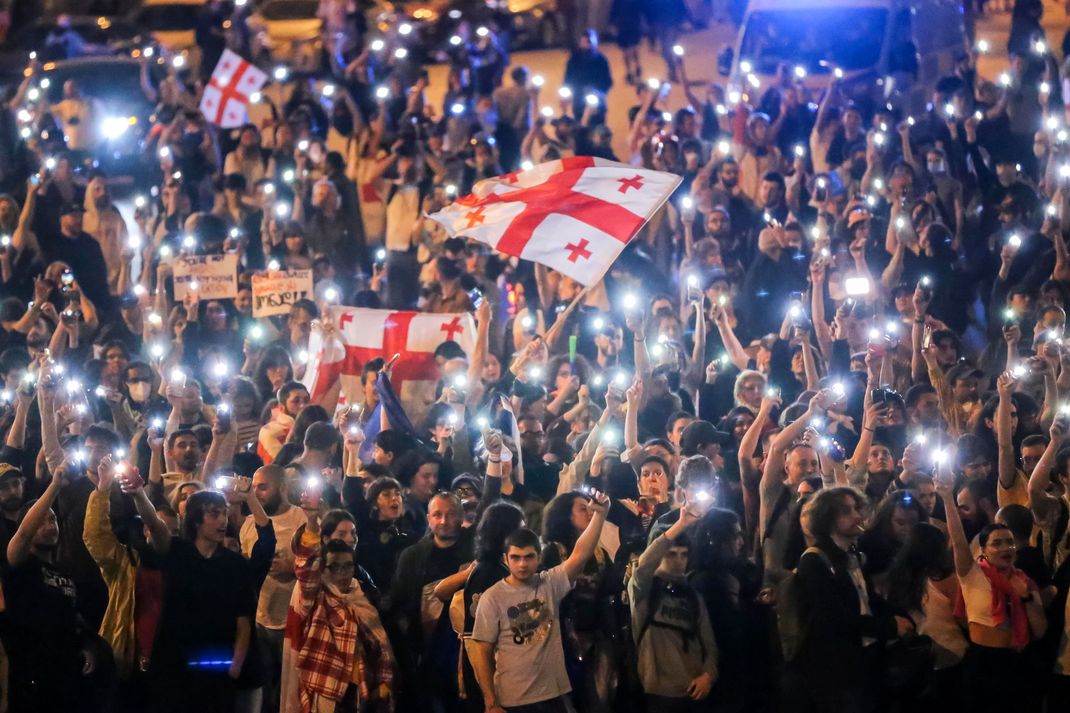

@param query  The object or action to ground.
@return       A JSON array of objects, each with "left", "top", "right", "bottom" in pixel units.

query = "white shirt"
[{"left": 240, "top": 505, "right": 308, "bottom": 629}]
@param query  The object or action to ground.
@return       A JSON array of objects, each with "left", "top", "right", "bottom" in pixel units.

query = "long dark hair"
[
  {"left": 542, "top": 491, "right": 587, "bottom": 552},
  {"left": 884, "top": 522, "right": 951, "bottom": 613},
  {"left": 688, "top": 508, "right": 742, "bottom": 570},
  {"left": 869, "top": 490, "right": 929, "bottom": 545},
  {"left": 475, "top": 501, "right": 525, "bottom": 562}
]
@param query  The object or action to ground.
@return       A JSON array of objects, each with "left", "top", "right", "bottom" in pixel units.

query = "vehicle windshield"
[
  {"left": 44, "top": 61, "right": 153, "bottom": 116},
  {"left": 740, "top": 8, "right": 888, "bottom": 74},
  {"left": 259, "top": 0, "right": 319, "bottom": 20},
  {"left": 132, "top": 6, "right": 199, "bottom": 31}
]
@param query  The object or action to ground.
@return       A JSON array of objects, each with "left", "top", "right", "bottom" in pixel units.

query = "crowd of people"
[{"left": 1, "top": 0, "right": 1070, "bottom": 713}]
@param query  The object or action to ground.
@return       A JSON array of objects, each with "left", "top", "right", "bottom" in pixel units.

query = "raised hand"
[
  {"left": 97, "top": 455, "right": 116, "bottom": 492},
  {"left": 585, "top": 488, "right": 610, "bottom": 517},
  {"left": 995, "top": 371, "right": 1016, "bottom": 399},
  {"left": 483, "top": 429, "right": 503, "bottom": 457}
]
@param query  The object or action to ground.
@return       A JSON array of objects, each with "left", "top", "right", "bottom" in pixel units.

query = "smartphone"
[
  {"left": 467, "top": 287, "right": 484, "bottom": 309},
  {"left": 922, "top": 325, "right": 933, "bottom": 350},
  {"left": 216, "top": 402, "right": 232, "bottom": 432},
  {"left": 918, "top": 276, "right": 933, "bottom": 302},
  {"left": 844, "top": 277, "right": 871, "bottom": 296},
  {"left": 215, "top": 475, "right": 236, "bottom": 492},
  {"left": 303, "top": 476, "right": 323, "bottom": 509},
  {"left": 814, "top": 176, "right": 829, "bottom": 203},
  {"left": 823, "top": 438, "right": 847, "bottom": 462}
]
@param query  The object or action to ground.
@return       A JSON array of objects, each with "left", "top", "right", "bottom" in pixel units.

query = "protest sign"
[
  {"left": 173, "top": 255, "right": 239, "bottom": 301},
  {"left": 252, "top": 269, "right": 314, "bottom": 317}
]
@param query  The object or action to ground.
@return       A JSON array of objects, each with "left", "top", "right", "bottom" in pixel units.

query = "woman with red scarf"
[{"left": 938, "top": 457, "right": 1047, "bottom": 713}]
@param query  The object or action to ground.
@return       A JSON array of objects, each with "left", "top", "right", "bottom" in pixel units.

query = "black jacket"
[{"left": 793, "top": 540, "right": 897, "bottom": 688}]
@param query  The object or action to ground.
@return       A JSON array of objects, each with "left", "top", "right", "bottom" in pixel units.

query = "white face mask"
[{"left": 128, "top": 382, "right": 152, "bottom": 403}]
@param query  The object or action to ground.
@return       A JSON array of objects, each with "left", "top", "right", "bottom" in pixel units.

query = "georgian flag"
[
  {"left": 302, "top": 306, "right": 476, "bottom": 427},
  {"left": 428, "top": 156, "right": 681, "bottom": 285},
  {"left": 198, "top": 49, "right": 267, "bottom": 128}
]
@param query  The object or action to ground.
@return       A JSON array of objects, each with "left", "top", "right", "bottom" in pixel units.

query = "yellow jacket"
[{"left": 83, "top": 489, "right": 137, "bottom": 678}]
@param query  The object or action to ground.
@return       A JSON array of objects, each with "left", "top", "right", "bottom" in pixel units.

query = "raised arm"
[
  {"left": 848, "top": 402, "right": 884, "bottom": 473},
  {"left": 563, "top": 490, "right": 609, "bottom": 582},
  {"left": 740, "top": 393, "right": 777, "bottom": 490},
  {"left": 623, "top": 378, "right": 642, "bottom": 455},
  {"left": 712, "top": 306, "right": 749, "bottom": 370},
  {"left": 1028, "top": 417, "right": 1066, "bottom": 520},
  {"left": 6, "top": 466, "right": 61, "bottom": 567},
  {"left": 762, "top": 390, "right": 832, "bottom": 490},
  {"left": 5, "top": 385, "right": 32, "bottom": 450},
  {"left": 936, "top": 456, "right": 973, "bottom": 578},
  {"left": 37, "top": 361, "right": 65, "bottom": 474},
  {"left": 122, "top": 467, "right": 172, "bottom": 555},
  {"left": 464, "top": 300, "right": 492, "bottom": 409},
  {"left": 685, "top": 300, "right": 707, "bottom": 392},
  {"left": 12, "top": 178, "right": 38, "bottom": 255},
  {"left": 994, "top": 372, "right": 1018, "bottom": 490}
]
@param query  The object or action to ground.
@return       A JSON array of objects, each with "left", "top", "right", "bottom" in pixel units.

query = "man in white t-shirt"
[
  {"left": 50, "top": 80, "right": 94, "bottom": 152},
  {"left": 471, "top": 490, "right": 609, "bottom": 713},
  {"left": 239, "top": 464, "right": 307, "bottom": 712}
]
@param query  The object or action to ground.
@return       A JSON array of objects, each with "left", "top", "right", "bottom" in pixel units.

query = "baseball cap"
[
  {"left": 945, "top": 361, "right": 984, "bottom": 385},
  {"left": 0, "top": 463, "right": 24, "bottom": 483},
  {"left": 679, "top": 420, "right": 733, "bottom": 456},
  {"left": 847, "top": 207, "right": 872, "bottom": 229},
  {"left": 60, "top": 202, "right": 85, "bottom": 216}
]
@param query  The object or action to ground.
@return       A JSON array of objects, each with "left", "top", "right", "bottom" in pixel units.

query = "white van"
[{"left": 716, "top": 0, "right": 966, "bottom": 114}]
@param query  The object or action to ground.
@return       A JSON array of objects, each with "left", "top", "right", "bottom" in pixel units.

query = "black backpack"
[
  {"left": 636, "top": 576, "right": 707, "bottom": 660},
  {"left": 774, "top": 546, "right": 833, "bottom": 663}
]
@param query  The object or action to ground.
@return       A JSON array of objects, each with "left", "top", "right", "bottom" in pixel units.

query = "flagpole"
[{"left": 543, "top": 286, "right": 590, "bottom": 353}]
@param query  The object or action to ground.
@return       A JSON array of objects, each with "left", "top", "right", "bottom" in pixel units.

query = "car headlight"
[{"left": 102, "top": 116, "right": 136, "bottom": 140}]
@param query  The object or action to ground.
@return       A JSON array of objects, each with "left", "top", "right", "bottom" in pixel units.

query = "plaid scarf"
[{"left": 294, "top": 544, "right": 395, "bottom": 712}]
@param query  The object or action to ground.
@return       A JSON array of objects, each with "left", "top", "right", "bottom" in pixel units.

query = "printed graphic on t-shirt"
[
  {"left": 506, "top": 596, "right": 552, "bottom": 645},
  {"left": 42, "top": 566, "right": 77, "bottom": 601}
]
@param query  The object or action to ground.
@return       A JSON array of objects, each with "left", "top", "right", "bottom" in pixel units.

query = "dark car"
[
  {"left": 37, "top": 56, "right": 158, "bottom": 186},
  {"left": 382, "top": 0, "right": 564, "bottom": 62},
  {"left": 0, "top": 16, "right": 139, "bottom": 86}
]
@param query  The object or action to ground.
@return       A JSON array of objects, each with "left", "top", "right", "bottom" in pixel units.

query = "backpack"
[
  {"left": 775, "top": 546, "right": 833, "bottom": 663},
  {"left": 636, "top": 576, "right": 707, "bottom": 661}
]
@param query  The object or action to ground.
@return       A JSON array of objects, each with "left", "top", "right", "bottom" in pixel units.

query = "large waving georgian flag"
[
  {"left": 199, "top": 49, "right": 267, "bottom": 128},
  {"left": 428, "top": 156, "right": 681, "bottom": 285}
]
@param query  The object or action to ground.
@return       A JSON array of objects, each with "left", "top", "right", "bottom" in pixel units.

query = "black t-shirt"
[
  {"left": 2, "top": 555, "right": 85, "bottom": 680},
  {"left": 462, "top": 559, "right": 508, "bottom": 635},
  {"left": 151, "top": 537, "right": 256, "bottom": 672},
  {"left": 36, "top": 229, "right": 113, "bottom": 316}
]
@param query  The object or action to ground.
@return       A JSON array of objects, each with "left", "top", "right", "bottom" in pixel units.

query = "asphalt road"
[{"left": 416, "top": 0, "right": 1069, "bottom": 162}]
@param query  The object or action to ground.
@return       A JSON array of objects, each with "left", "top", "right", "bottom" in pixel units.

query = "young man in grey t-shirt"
[{"left": 470, "top": 490, "right": 610, "bottom": 713}]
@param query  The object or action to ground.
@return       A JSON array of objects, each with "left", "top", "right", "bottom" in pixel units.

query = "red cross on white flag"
[
  {"left": 198, "top": 49, "right": 267, "bottom": 128},
  {"left": 302, "top": 306, "right": 476, "bottom": 425},
  {"left": 428, "top": 157, "right": 681, "bottom": 285}
]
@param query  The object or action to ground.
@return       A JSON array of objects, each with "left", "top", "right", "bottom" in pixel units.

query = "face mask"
[
  {"left": 927, "top": 161, "right": 946, "bottom": 174},
  {"left": 850, "top": 158, "right": 867, "bottom": 179},
  {"left": 128, "top": 382, "right": 151, "bottom": 403}
]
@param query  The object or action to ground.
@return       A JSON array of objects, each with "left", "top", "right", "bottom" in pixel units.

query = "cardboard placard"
[
  {"left": 251, "top": 269, "right": 314, "bottom": 317},
  {"left": 173, "top": 255, "right": 239, "bottom": 301}
]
